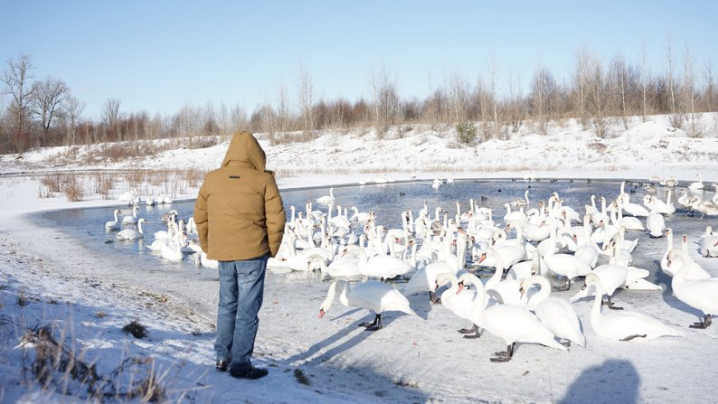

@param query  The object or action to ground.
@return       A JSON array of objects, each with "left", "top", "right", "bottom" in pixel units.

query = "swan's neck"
[{"left": 526, "top": 275, "right": 550, "bottom": 308}]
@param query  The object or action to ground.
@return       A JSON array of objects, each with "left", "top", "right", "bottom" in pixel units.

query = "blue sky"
[{"left": 2, "top": 1, "right": 716, "bottom": 120}]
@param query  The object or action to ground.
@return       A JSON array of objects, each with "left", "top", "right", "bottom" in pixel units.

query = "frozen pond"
[{"left": 38, "top": 178, "right": 715, "bottom": 287}]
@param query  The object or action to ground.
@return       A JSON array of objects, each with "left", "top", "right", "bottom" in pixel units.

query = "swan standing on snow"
[
  {"left": 646, "top": 202, "right": 666, "bottom": 238},
  {"left": 116, "top": 218, "right": 147, "bottom": 240},
  {"left": 318, "top": 279, "right": 417, "bottom": 331},
  {"left": 542, "top": 219, "right": 591, "bottom": 290},
  {"left": 458, "top": 273, "right": 567, "bottom": 362},
  {"left": 520, "top": 275, "right": 586, "bottom": 347},
  {"left": 579, "top": 273, "right": 682, "bottom": 341},
  {"left": 668, "top": 249, "right": 718, "bottom": 329},
  {"left": 700, "top": 226, "right": 718, "bottom": 257},
  {"left": 105, "top": 209, "right": 122, "bottom": 231}
]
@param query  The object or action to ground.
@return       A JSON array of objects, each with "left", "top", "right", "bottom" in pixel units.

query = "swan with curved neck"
[
  {"left": 458, "top": 273, "right": 567, "bottom": 362},
  {"left": 116, "top": 218, "right": 147, "bottom": 240},
  {"left": 105, "top": 209, "right": 121, "bottom": 231},
  {"left": 668, "top": 249, "right": 718, "bottom": 329},
  {"left": 520, "top": 275, "right": 585, "bottom": 347},
  {"left": 579, "top": 273, "right": 682, "bottom": 341},
  {"left": 318, "top": 279, "right": 417, "bottom": 331}
]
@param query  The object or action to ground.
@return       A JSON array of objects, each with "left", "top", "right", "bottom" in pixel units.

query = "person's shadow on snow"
[{"left": 559, "top": 359, "right": 639, "bottom": 404}]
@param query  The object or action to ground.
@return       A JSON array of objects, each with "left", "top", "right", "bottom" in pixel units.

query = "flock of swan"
[
  {"left": 273, "top": 177, "right": 718, "bottom": 362},
  {"left": 105, "top": 200, "right": 213, "bottom": 269},
  {"left": 103, "top": 175, "right": 718, "bottom": 363}
]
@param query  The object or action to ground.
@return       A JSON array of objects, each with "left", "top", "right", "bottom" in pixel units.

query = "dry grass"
[
  {"left": 21, "top": 324, "right": 167, "bottom": 402},
  {"left": 92, "top": 173, "right": 114, "bottom": 200},
  {"left": 61, "top": 175, "right": 85, "bottom": 202},
  {"left": 40, "top": 174, "right": 62, "bottom": 193}
]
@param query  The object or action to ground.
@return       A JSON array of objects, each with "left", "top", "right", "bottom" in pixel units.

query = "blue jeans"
[{"left": 215, "top": 255, "right": 268, "bottom": 371}]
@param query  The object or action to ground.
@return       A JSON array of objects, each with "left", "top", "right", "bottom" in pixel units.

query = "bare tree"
[
  {"left": 30, "top": 76, "right": 69, "bottom": 146},
  {"left": 639, "top": 41, "right": 652, "bottom": 122},
  {"left": 682, "top": 46, "right": 701, "bottom": 137},
  {"left": 704, "top": 58, "right": 716, "bottom": 114},
  {"left": 529, "top": 63, "right": 553, "bottom": 135},
  {"left": 218, "top": 102, "right": 230, "bottom": 138},
  {"left": 297, "top": 64, "right": 314, "bottom": 132},
  {"left": 63, "top": 96, "right": 84, "bottom": 151},
  {"left": 276, "top": 82, "right": 290, "bottom": 135},
  {"left": 369, "top": 64, "right": 400, "bottom": 138},
  {"left": 230, "top": 102, "right": 247, "bottom": 136},
  {"left": 665, "top": 34, "right": 682, "bottom": 127},
  {"left": 587, "top": 56, "right": 613, "bottom": 138},
  {"left": 573, "top": 46, "right": 591, "bottom": 129},
  {"left": 610, "top": 52, "right": 630, "bottom": 129},
  {"left": 446, "top": 70, "right": 469, "bottom": 124},
  {"left": 1, "top": 53, "right": 35, "bottom": 150},
  {"left": 505, "top": 71, "right": 524, "bottom": 135}
]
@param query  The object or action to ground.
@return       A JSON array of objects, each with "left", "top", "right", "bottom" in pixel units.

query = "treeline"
[{"left": 1, "top": 44, "right": 716, "bottom": 153}]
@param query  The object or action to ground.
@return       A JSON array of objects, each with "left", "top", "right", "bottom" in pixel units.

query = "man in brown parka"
[{"left": 194, "top": 131, "right": 285, "bottom": 380}]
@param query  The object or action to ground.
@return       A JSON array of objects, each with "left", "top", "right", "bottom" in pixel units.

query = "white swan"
[
  {"left": 668, "top": 249, "right": 718, "bottom": 329},
  {"left": 510, "top": 190, "right": 530, "bottom": 208},
  {"left": 116, "top": 218, "right": 147, "bottom": 240},
  {"left": 521, "top": 275, "right": 585, "bottom": 347},
  {"left": 403, "top": 237, "right": 461, "bottom": 302},
  {"left": 688, "top": 173, "right": 705, "bottom": 191},
  {"left": 121, "top": 206, "right": 140, "bottom": 225},
  {"left": 458, "top": 273, "right": 567, "bottom": 362},
  {"left": 542, "top": 219, "right": 592, "bottom": 290},
  {"left": 646, "top": 204, "right": 666, "bottom": 238},
  {"left": 161, "top": 231, "right": 184, "bottom": 261},
  {"left": 661, "top": 230, "right": 711, "bottom": 279},
  {"left": 579, "top": 273, "right": 682, "bottom": 341},
  {"left": 316, "top": 188, "right": 335, "bottom": 205},
  {"left": 573, "top": 214, "right": 600, "bottom": 269},
  {"left": 195, "top": 251, "right": 219, "bottom": 269},
  {"left": 436, "top": 273, "right": 480, "bottom": 335},
  {"left": 105, "top": 209, "right": 121, "bottom": 231},
  {"left": 318, "top": 279, "right": 417, "bottom": 331},
  {"left": 618, "top": 193, "right": 649, "bottom": 217},
  {"left": 700, "top": 226, "right": 718, "bottom": 257},
  {"left": 569, "top": 259, "right": 628, "bottom": 310},
  {"left": 482, "top": 248, "right": 534, "bottom": 308},
  {"left": 345, "top": 244, "right": 414, "bottom": 280}
]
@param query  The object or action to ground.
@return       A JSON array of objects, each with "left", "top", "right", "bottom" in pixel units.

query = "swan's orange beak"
[
  {"left": 318, "top": 309, "right": 325, "bottom": 319},
  {"left": 457, "top": 282, "right": 464, "bottom": 294},
  {"left": 519, "top": 286, "right": 525, "bottom": 299}
]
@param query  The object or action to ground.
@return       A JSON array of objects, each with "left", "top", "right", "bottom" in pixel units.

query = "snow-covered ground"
[{"left": 1, "top": 115, "right": 717, "bottom": 403}]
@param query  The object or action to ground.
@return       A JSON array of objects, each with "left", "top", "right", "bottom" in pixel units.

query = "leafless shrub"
[
  {"left": 187, "top": 136, "right": 219, "bottom": 149},
  {"left": 294, "top": 368, "right": 311, "bottom": 385},
  {"left": 92, "top": 173, "right": 113, "bottom": 200},
  {"left": 148, "top": 170, "right": 171, "bottom": 187},
  {"left": 587, "top": 142, "right": 608, "bottom": 153},
  {"left": 122, "top": 320, "right": 148, "bottom": 339},
  {"left": 17, "top": 288, "right": 31, "bottom": 307},
  {"left": 36, "top": 185, "right": 52, "bottom": 198},
  {"left": 40, "top": 174, "right": 62, "bottom": 193},
  {"left": 125, "top": 171, "right": 146, "bottom": 189},
  {"left": 61, "top": 175, "right": 85, "bottom": 202},
  {"left": 183, "top": 168, "right": 204, "bottom": 188}
]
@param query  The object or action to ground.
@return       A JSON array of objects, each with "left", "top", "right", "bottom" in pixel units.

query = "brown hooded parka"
[{"left": 193, "top": 132, "right": 285, "bottom": 261}]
